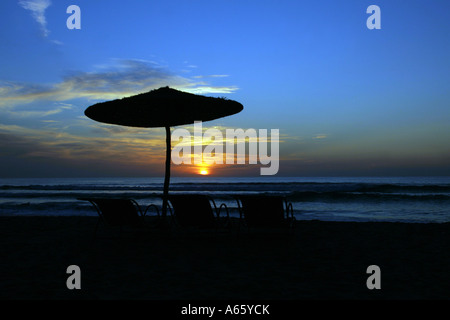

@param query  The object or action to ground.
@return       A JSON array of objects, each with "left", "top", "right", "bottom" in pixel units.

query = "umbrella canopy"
[
  {"left": 84, "top": 86, "right": 243, "bottom": 217},
  {"left": 85, "top": 86, "right": 243, "bottom": 128}
]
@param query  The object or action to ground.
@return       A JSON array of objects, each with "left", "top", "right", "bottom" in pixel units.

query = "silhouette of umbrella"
[{"left": 84, "top": 86, "right": 243, "bottom": 217}]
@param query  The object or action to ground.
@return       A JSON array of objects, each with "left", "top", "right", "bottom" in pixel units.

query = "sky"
[{"left": 0, "top": 0, "right": 449, "bottom": 178}]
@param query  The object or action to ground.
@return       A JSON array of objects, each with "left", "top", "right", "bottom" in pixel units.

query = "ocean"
[{"left": 0, "top": 176, "right": 449, "bottom": 223}]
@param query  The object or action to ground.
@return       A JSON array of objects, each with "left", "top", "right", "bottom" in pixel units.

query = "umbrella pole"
[{"left": 162, "top": 126, "right": 171, "bottom": 218}]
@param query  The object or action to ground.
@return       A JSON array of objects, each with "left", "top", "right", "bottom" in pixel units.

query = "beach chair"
[
  {"left": 78, "top": 197, "right": 160, "bottom": 239},
  {"left": 166, "top": 194, "right": 230, "bottom": 233},
  {"left": 235, "top": 195, "right": 295, "bottom": 233}
]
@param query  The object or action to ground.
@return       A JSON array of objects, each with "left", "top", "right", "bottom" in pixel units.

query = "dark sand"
[{"left": 1, "top": 216, "right": 450, "bottom": 300}]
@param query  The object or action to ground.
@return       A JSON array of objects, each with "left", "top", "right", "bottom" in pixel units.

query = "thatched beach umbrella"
[{"left": 84, "top": 86, "right": 243, "bottom": 217}]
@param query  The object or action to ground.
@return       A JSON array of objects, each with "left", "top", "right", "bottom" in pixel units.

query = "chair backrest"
[
  {"left": 167, "top": 194, "right": 216, "bottom": 228},
  {"left": 90, "top": 198, "right": 142, "bottom": 226},
  {"left": 237, "top": 195, "right": 286, "bottom": 227}
]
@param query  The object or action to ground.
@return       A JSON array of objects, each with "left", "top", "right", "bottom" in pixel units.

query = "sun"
[{"left": 199, "top": 169, "right": 209, "bottom": 175}]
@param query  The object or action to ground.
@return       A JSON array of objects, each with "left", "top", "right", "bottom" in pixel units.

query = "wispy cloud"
[
  {"left": 0, "top": 123, "right": 166, "bottom": 164},
  {"left": 7, "top": 103, "right": 72, "bottom": 118},
  {"left": 0, "top": 59, "right": 239, "bottom": 109},
  {"left": 192, "top": 75, "right": 230, "bottom": 79},
  {"left": 19, "top": 0, "right": 51, "bottom": 37}
]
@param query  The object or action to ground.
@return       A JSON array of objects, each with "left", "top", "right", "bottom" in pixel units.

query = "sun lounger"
[
  {"left": 166, "top": 194, "right": 230, "bottom": 232},
  {"left": 235, "top": 195, "right": 295, "bottom": 233},
  {"left": 78, "top": 197, "right": 159, "bottom": 239}
]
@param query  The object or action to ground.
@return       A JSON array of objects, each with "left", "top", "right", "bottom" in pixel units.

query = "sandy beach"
[{"left": 1, "top": 216, "right": 450, "bottom": 301}]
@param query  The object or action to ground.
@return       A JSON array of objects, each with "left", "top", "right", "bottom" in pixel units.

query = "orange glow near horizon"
[{"left": 199, "top": 169, "right": 209, "bottom": 175}]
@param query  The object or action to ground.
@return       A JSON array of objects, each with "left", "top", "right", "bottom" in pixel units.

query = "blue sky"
[{"left": 0, "top": 0, "right": 449, "bottom": 177}]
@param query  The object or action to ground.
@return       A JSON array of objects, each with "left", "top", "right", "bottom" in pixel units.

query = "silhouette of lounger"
[
  {"left": 166, "top": 194, "right": 230, "bottom": 232},
  {"left": 78, "top": 197, "right": 160, "bottom": 239},
  {"left": 235, "top": 195, "right": 295, "bottom": 232}
]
